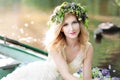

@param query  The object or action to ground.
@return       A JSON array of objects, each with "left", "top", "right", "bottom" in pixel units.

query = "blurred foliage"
[
  {"left": 114, "top": 0, "right": 120, "bottom": 7},
  {"left": 22, "top": 0, "right": 73, "bottom": 10},
  {"left": 21, "top": 0, "right": 120, "bottom": 16},
  {"left": 0, "top": 0, "right": 21, "bottom": 7},
  {"left": 0, "top": 0, "right": 120, "bottom": 16}
]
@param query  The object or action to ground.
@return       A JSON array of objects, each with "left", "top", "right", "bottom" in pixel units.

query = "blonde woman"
[{"left": 1, "top": 2, "right": 93, "bottom": 80}]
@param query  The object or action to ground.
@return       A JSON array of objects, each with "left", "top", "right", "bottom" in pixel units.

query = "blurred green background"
[{"left": 0, "top": 0, "right": 120, "bottom": 77}]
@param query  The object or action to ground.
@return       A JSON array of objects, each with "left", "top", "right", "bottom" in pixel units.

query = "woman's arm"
[
  {"left": 83, "top": 44, "right": 93, "bottom": 80},
  {"left": 50, "top": 52, "right": 79, "bottom": 80}
]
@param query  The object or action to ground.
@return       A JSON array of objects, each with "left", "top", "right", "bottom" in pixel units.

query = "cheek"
[
  {"left": 76, "top": 26, "right": 81, "bottom": 35},
  {"left": 75, "top": 24, "right": 80, "bottom": 31},
  {"left": 62, "top": 27, "right": 67, "bottom": 32},
  {"left": 62, "top": 28, "right": 68, "bottom": 35}
]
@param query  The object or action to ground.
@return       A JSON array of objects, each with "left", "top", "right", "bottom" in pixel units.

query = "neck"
[{"left": 66, "top": 38, "right": 79, "bottom": 48}]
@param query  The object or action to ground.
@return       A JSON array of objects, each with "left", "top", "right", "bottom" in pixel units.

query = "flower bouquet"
[{"left": 73, "top": 67, "right": 120, "bottom": 80}]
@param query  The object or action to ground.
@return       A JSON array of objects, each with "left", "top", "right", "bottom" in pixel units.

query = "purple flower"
[
  {"left": 101, "top": 68, "right": 110, "bottom": 76},
  {"left": 77, "top": 69, "right": 82, "bottom": 74},
  {"left": 112, "top": 77, "right": 120, "bottom": 80},
  {"left": 71, "top": 3, "right": 76, "bottom": 9}
]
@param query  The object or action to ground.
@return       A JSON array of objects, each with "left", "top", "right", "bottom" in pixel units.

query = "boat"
[{"left": 0, "top": 35, "right": 48, "bottom": 79}]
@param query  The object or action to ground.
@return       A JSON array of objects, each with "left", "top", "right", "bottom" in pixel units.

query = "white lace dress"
[{"left": 1, "top": 43, "right": 91, "bottom": 80}]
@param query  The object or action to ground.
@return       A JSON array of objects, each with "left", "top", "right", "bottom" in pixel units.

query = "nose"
[{"left": 70, "top": 25, "right": 73, "bottom": 30}]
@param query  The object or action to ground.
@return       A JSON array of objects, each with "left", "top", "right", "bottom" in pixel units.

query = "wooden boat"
[{"left": 0, "top": 35, "right": 48, "bottom": 79}]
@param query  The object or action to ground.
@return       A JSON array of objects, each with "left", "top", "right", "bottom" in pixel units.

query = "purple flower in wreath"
[
  {"left": 64, "top": 3, "right": 75, "bottom": 9},
  {"left": 71, "top": 3, "right": 76, "bottom": 9}
]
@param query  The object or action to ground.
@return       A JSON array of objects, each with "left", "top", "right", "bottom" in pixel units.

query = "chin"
[{"left": 68, "top": 36, "right": 78, "bottom": 39}]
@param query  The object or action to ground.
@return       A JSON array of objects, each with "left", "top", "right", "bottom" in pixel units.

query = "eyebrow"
[
  {"left": 72, "top": 20, "right": 78, "bottom": 23},
  {"left": 63, "top": 23, "right": 68, "bottom": 26}
]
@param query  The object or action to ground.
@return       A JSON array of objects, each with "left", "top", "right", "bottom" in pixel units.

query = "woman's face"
[{"left": 61, "top": 14, "right": 80, "bottom": 39}]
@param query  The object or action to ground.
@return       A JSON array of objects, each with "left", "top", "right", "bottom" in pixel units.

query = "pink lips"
[{"left": 70, "top": 32, "right": 75, "bottom": 35}]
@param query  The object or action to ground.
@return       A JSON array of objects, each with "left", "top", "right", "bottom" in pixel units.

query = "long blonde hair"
[{"left": 44, "top": 14, "right": 89, "bottom": 54}]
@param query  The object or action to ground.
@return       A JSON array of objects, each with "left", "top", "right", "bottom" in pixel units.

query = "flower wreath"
[{"left": 49, "top": 2, "right": 89, "bottom": 28}]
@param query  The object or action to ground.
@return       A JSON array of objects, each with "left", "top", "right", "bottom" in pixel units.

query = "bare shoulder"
[{"left": 87, "top": 42, "right": 93, "bottom": 50}]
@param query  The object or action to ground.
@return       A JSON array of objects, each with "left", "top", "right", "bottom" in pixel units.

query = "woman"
[{"left": 1, "top": 2, "right": 93, "bottom": 80}]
